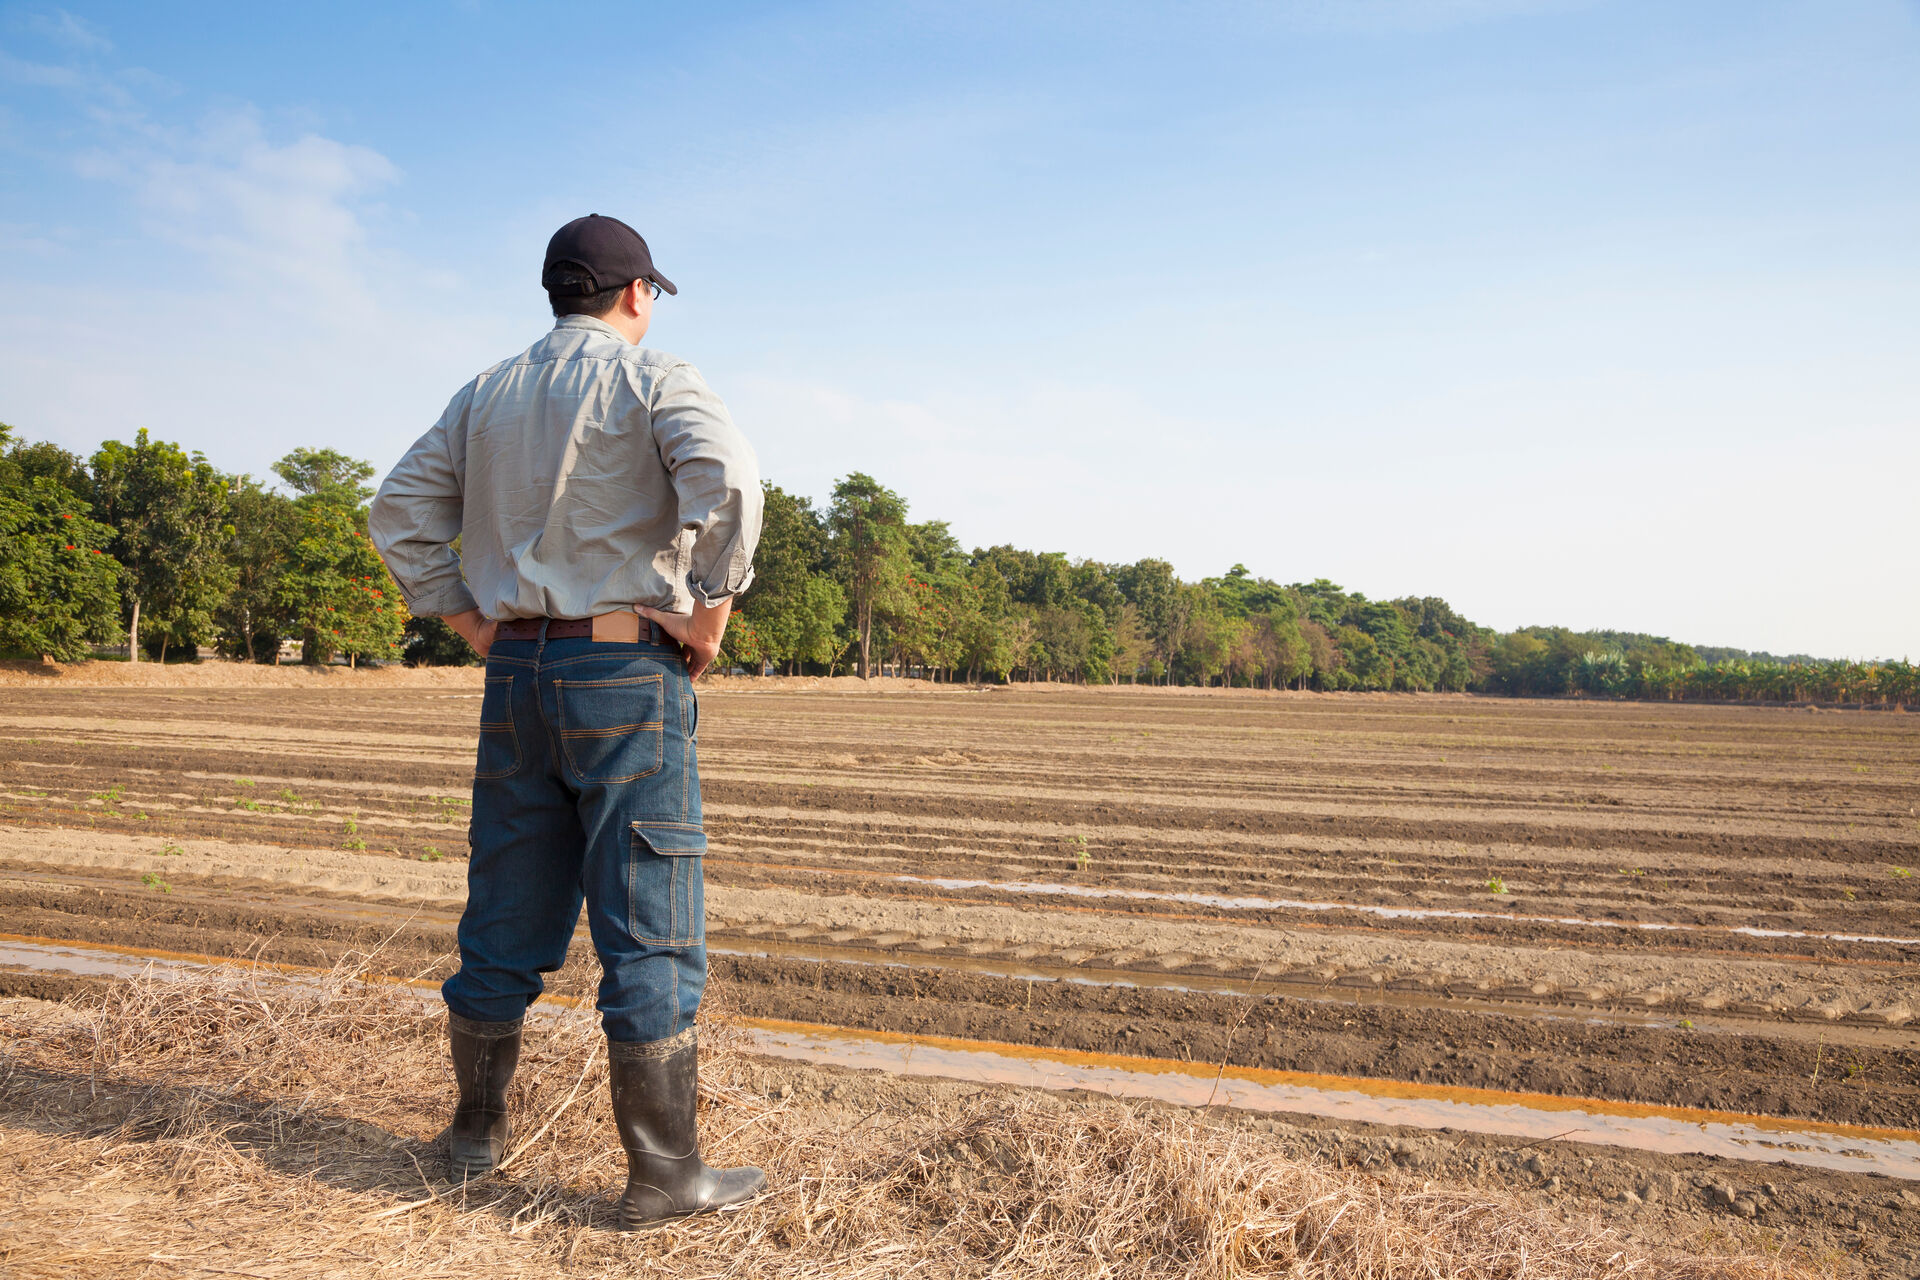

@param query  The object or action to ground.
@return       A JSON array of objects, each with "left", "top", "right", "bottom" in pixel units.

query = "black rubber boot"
[
  {"left": 447, "top": 1012, "right": 522, "bottom": 1181},
  {"left": 609, "top": 1028, "right": 767, "bottom": 1230}
]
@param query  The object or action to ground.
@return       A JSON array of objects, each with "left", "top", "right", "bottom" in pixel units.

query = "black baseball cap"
[{"left": 542, "top": 214, "right": 677, "bottom": 297}]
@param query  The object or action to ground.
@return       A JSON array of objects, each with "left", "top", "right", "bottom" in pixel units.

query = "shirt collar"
[{"left": 553, "top": 314, "right": 626, "bottom": 340}]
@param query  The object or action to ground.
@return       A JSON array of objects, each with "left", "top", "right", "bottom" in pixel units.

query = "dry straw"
[{"left": 0, "top": 949, "right": 1819, "bottom": 1279}]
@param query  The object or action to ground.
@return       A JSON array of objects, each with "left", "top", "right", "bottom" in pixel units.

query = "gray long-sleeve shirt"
[{"left": 369, "top": 315, "right": 762, "bottom": 621}]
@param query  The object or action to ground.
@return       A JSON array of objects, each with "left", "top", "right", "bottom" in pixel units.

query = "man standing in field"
[{"left": 369, "top": 215, "right": 765, "bottom": 1229}]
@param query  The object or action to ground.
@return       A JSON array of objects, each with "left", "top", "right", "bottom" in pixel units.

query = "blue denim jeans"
[{"left": 442, "top": 627, "right": 706, "bottom": 1044}]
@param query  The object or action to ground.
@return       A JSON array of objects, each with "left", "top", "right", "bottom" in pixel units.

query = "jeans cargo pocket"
[
  {"left": 628, "top": 822, "right": 705, "bottom": 947},
  {"left": 475, "top": 674, "right": 520, "bottom": 780},
  {"left": 555, "top": 673, "right": 665, "bottom": 785}
]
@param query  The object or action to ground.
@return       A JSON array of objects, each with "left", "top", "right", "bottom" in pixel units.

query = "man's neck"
[{"left": 599, "top": 308, "right": 648, "bottom": 345}]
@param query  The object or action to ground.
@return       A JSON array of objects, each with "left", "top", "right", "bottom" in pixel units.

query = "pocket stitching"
[
  {"left": 556, "top": 674, "right": 668, "bottom": 689},
  {"left": 555, "top": 673, "right": 665, "bottom": 784},
  {"left": 627, "top": 827, "right": 702, "bottom": 947},
  {"left": 559, "top": 721, "right": 663, "bottom": 737},
  {"left": 475, "top": 674, "right": 520, "bottom": 780}
]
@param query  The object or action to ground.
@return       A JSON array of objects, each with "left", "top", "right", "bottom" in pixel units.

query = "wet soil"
[
  {"left": 708, "top": 953, "right": 1920, "bottom": 1128},
  {"left": 4, "top": 867, "right": 1916, "bottom": 1129}
]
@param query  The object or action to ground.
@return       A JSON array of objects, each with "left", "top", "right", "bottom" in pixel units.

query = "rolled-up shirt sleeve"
[
  {"left": 369, "top": 393, "right": 481, "bottom": 619},
  {"left": 644, "top": 362, "right": 763, "bottom": 605}
]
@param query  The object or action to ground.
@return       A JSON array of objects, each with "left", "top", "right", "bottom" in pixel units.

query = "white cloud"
[
  {"left": 0, "top": 25, "right": 508, "bottom": 488},
  {"left": 19, "top": 8, "right": 112, "bottom": 53},
  {"left": 0, "top": 45, "right": 89, "bottom": 89},
  {"left": 80, "top": 109, "right": 401, "bottom": 313},
  {"left": 8, "top": 27, "right": 400, "bottom": 317}
]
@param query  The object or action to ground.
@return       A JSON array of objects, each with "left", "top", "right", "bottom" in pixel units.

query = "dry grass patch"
[{"left": 0, "top": 956, "right": 1823, "bottom": 1279}]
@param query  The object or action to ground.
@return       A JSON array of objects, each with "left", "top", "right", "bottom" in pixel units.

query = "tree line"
[
  {"left": 1, "top": 424, "right": 404, "bottom": 666},
  {"left": 1, "top": 426, "right": 1910, "bottom": 704},
  {"left": 725, "top": 474, "right": 1914, "bottom": 704}
]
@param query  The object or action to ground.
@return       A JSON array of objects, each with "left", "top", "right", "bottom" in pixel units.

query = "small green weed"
[
  {"left": 235, "top": 778, "right": 255, "bottom": 788},
  {"left": 92, "top": 783, "right": 125, "bottom": 816},
  {"left": 159, "top": 842, "right": 186, "bottom": 857},
  {"left": 1892, "top": 867, "right": 1913, "bottom": 879},
  {"left": 1069, "top": 833, "right": 1091, "bottom": 872},
  {"left": 140, "top": 872, "right": 172, "bottom": 894},
  {"left": 1486, "top": 877, "right": 1508, "bottom": 895},
  {"left": 235, "top": 798, "right": 261, "bottom": 812},
  {"left": 1841, "top": 888, "right": 1856, "bottom": 901},
  {"left": 1679, "top": 1019, "right": 1695, "bottom": 1030},
  {"left": 342, "top": 815, "right": 367, "bottom": 852},
  {"left": 420, "top": 845, "right": 444, "bottom": 862},
  {"left": 1620, "top": 867, "right": 1644, "bottom": 877}
]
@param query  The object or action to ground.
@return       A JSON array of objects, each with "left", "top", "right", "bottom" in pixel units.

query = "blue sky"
[{"left": 2, "top": 1, "right": 1915, "bottom": 658}]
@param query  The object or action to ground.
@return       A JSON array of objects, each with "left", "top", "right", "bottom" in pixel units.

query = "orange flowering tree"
[
  {"left": 273, "top": 499, "right": 408, "bottom": 666},
  {"left": 0, "top": 470, "right": 123, "bottom": 662}
]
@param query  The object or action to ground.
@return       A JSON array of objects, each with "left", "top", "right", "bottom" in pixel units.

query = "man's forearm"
[
  {"left": 638, "top": 597, "right": 732, "bottom": 679},
  {"left": 443, "top": 609, "right": 495, "bottom": 657}
]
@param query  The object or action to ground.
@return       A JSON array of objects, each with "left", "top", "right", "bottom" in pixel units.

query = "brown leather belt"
[{"left": 494, "top": 612, "right": 667, "bottom": 644}]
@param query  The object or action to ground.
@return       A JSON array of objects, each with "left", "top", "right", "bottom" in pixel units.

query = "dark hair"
[{"left": 546, "top": 268, "right": 630, "bottom": 319}]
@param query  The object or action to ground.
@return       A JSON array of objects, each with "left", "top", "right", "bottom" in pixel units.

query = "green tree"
[
  {"left": 1003, "top": 607, "right": 1040, "bottom": 683},
  {"left": 267, "top": 448, "right": 407, "bottom": 666},
  {"left": 89, "top": 430, "right": 235, "bottom": 663},
  {"left": 1300, "top": 618, "right": 1340, "bottom": 688},
  {"left": 1252, "top": 600, "right": 1311, "bottom": 689},
  {"left": 1114, "top": 558, "right": 1183, "bottom": 682},
  {"left": 271, "top": 448, "right": 376, "bottom": 506},
  {"left": 0, "top": 426, "right": 123, "bottom": 662},
  {"left": 0, "top": 427, "right": 90, "bottom": 503},
  {"left": 1486, "top": 629, "right": 1551, "bottom": 694},
  {"left": 955, "top": 560, "right": 1016, "bottom": 682},
  {"left": 1110, "top": 602, "right": 1152, "bottom": 683},
  {"left": 275, "top": 500, "right": 408, "bottom": 665},
  {"left": 214, "top": 475, "right": 299, "bottom": 662},
  {"left": 1174, "top": 584, "right": 1233, "bottom": 686},
  {"left": 717, "top": 609, "right": 768, "bottom": 674},
  {"left": 891, "top": 520, "right": 974, "bottom": 680},
  {"left": 827, "top": 473, "right": 910, "bottom": 680},
  {"left": 403, "top": 615, "right": 480, "bottom": 667},
  {"left": 774, "top": 576, "right": 848, "bottom": 673},
  {"left": 740, "top": 483, "right": 846, "bottom": 673}
]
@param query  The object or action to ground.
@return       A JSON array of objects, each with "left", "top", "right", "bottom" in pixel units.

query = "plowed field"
[{"left": 3, "top": 675, "right": 1918, "bottom": 1268}]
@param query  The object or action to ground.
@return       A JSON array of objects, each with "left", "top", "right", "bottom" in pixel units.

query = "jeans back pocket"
[
  {"left": 555, "top": 673, "right": 666, "bottom": 785},
  {"left": 475, "top": 674, "right": 521, "bottom": 779}
]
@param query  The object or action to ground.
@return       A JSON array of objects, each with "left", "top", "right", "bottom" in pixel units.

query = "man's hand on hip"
[
  {"left": 443, "top": 609, "right": 499, "bottom": 659},
  {"left": 638, "top": 598, "right": 732, "bottom": 680}
]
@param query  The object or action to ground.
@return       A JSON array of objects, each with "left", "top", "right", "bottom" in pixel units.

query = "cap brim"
[{"left": 649, "top": 273, "right": 677, "bottom": 297}]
